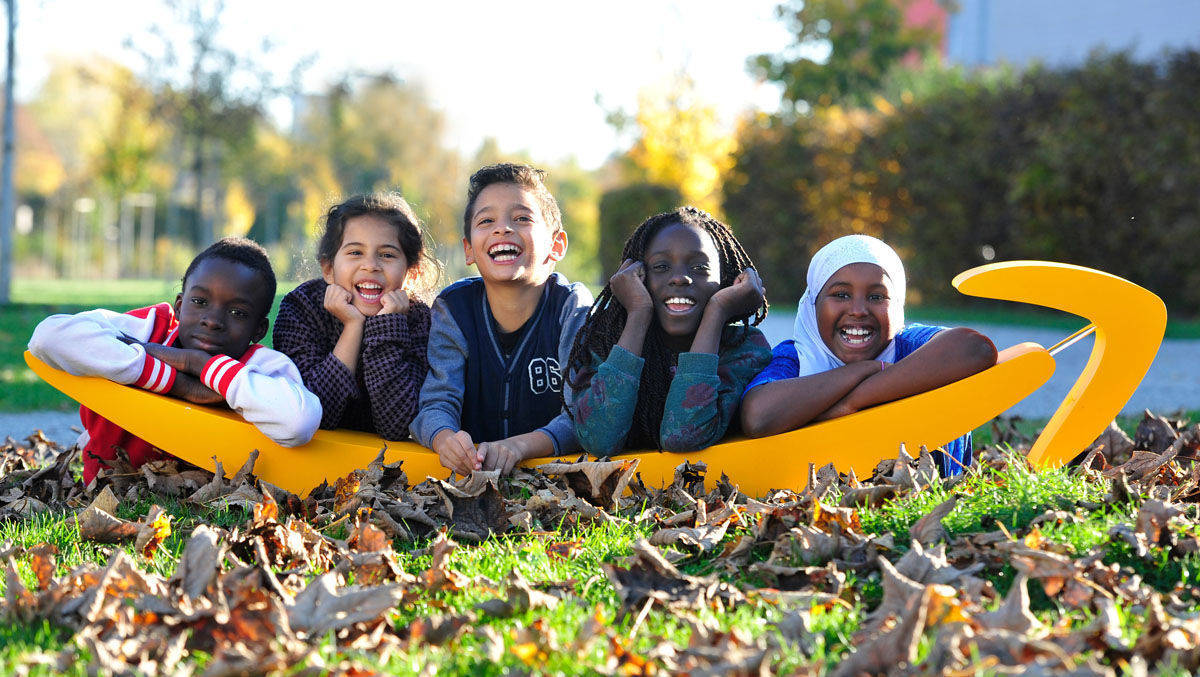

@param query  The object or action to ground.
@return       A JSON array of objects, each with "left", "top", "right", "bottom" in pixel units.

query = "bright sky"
[{"left": 17, "top": 0, "right": 795, "bottom": 169}]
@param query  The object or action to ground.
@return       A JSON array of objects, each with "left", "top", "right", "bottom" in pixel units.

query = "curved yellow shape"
[
  {"left": 25, "top": 344, "right": 1054, "bottom": 496},
  {"left": 953, "top": 261, "right": 1166, "bottom": 467}
]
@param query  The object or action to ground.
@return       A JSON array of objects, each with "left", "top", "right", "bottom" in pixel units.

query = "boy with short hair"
[
  {"left": 411, "top": 163, "right": 593, "bottom": 475},
  {"left": 29, "top": 237, "right": 321, "bottom": 485}
]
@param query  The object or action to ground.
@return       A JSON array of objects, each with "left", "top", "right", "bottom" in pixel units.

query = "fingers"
[
  {"left": 439, "top": 430, "right": 477, "bottom": 475},
  {"left": 502, "top": 450, "right": 519, "bottom": 476},
  {"left": 453, "top": 430, "right": 480, "bottom": 473},
  {"left": 379, "top": 290, "right": 409, "bottom": 315}
]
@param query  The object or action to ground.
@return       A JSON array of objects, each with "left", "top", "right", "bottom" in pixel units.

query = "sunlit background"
[{"left": 3, "top": 0, "right": 1200, "bottom": 311}]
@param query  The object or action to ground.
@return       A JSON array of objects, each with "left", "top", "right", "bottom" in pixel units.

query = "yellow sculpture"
[
  {"left": 953, "top": 261, "right": 1166, "bottom": 467},
  {"left": 24, "top": 261, "right": 1165, "bottom": 496}
]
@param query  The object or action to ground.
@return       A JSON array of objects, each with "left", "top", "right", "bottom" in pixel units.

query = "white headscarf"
[{"left": 792, "top": 235, "right": 907, "bottom": 377}]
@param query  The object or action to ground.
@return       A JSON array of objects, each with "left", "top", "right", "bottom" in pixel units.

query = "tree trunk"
[{"left": 0, "top": 0, "right": 16, "bottom": 304}]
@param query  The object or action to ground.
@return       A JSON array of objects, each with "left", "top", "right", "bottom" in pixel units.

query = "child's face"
[
  {"left": 321, "top": 214, "right": 411, "bottom": 317},
  {"left": 815, "top": 262, "right": 896, "bottom": 363},
  {"left": 463, "top": 182, "right": 566, "bottom": 287},
  {"left": 173, "top": 257, "right": 270, "bottom": 357},
  {"left": 643, "top": 222, "right": 722, "bottom": 345}
]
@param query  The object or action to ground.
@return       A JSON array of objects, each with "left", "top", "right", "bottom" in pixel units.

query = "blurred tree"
[
  {"left": 128, "top": 0, "right": 301, "bottom": 246},
  {"left": 294, "top": 73, "right": 462, "bottom": 251},
  {"left": 750, "top": 0, "right": 941, "bottom": 112},
  {"left": 0, "top": 0, "right": 13, "bottom": 304},
  {"left": 610, "top": 74, "right": 736, "bottom": 217}
]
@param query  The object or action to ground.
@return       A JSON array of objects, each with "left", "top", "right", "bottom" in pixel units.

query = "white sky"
[{"left": 16, "top": 0, "right": 795, "bottom": 169}]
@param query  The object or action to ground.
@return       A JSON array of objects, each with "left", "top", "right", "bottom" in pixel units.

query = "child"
[
  {"left": 410, "top": 163, "right": 593, "bottom": 475},
  {"left": 739, "top": 234, "right": 997, "bottom": 476},
  {"left": 273, "top": 193, "right": 436, "bottom": 440},
  {"left": 28, "top": 237, "right": 321, "bottom": 485},
  {"left": 566, "top": 207, "right": 772, "bottom": 455}
]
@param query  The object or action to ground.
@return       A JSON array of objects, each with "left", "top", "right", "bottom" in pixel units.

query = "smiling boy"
[
  {"left": 410, "top": 163, "right": 593, "bottom": 475},
  {"left": 29, "top": 237, "right": 321, "bottom": 484}
]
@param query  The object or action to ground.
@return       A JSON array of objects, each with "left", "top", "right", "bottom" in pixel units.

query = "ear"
[
  {"left": 253, "top": 316, "right": 269, "bottom": 344},
  {"left": 547, "top": 230, "right": 568, "bottom": 263},
  {"left": 463, "top": 237, "right": 476, "bottom": 267},
  {"left": 173, "top": 292, "right": 183, "bottom": 317},
  {"left": 320, "top": 260, "right": 335, "bottom": 285}
]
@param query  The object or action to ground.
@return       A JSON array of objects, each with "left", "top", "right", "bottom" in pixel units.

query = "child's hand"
[
  {"left": 378, "top": 289, "right": 410, "bottom": 316},
  {"left": 609, "top": 259, "right": 654, "bottom": 316},
  {"left": 169, "top": 372, "right": 224, "bottom": 405},
  {"left": 142, "top": 342, "right": 212, "bottom": 375},
  {"left": 707, "top": 267, "right": 765, "bottom": 322},
  {"left": 433, "top": 428, "right": 479, "bottom": 475},
  {"left": 324, "top": 284, "right": 365, "bottom": 325},
  {"left": 478, "top": 439, "right": 527, "bottom": 475}
]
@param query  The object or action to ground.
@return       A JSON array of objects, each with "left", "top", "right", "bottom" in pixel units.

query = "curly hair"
[
  {"left": 462, "top": 163, "right": 562, "bottom": 238},
  {"left": 565, "top": 207, "right": 767, "bottom": 450},
  {"left": 316, "top": 192, "right": 442, "bottom": 297},
  {"left": 182, "top": 237, "right": 276, "bottom": 313}
]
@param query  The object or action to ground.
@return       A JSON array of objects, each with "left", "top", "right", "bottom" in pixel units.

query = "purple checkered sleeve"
[{"left": 272, "top": 279, "right": 430, "bottom": 440}]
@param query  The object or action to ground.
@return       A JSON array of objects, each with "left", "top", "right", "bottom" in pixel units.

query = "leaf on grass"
[
  {"left": 604, "top": 538, "right": 743, "bottom": 618},
  {"left": 170, "top": 524, "right": 223, "bottom": 600},
  {"left": 911, "top": 495, "right": 958, "bottom": 545},
  {"left": 475, "top": 573, "right": 561, "bottom": 618},
  {"left": 287, "top": 573, "right": 405, "bottom": 637},
  {"left": 134, "top": 506, "right": 172, "bottom": 559},
  {"left": 77, "top": 505, "right": 140, "bottom": 543},
  {"left": 538, "top": 459, "right": 640, "bottom": 511},
  {"left": 28, "top": 543, "right": 58, "bottom": 590},
  {"left": 648, "top": 519, "right": 730, "bottom": 554},
  {"left": 428, "top": 471, "right": 508, "bottom": 542}
]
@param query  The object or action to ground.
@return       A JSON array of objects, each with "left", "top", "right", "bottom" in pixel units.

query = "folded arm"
[{"left": 816, "top": 327, "right": 997, "bottom": 421}]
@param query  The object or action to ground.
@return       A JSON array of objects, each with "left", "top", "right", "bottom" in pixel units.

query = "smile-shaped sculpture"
[{"left": 24, "top": 261, "right": 1165, "bottom": 497}]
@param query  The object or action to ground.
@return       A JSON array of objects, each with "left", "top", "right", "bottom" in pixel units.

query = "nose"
[
  {"left": 849, "top": 295, "right": 868, "bottom": 316},
  {"left": 200, "top": 307, "right": 225, "bottom": 330},
  {"left": 669, "top": 267, "right": 692, "bottom": 286},
  {"left": 363, "top": 255, "right": 382, "bottom": 271},
  {"left": 491, "top": 219, "right": 513, "bottom": 234}
]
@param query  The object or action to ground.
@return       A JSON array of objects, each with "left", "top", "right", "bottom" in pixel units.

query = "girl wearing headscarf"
[{"left": 739, "top": 235, "right": 996, "bottom": 476}]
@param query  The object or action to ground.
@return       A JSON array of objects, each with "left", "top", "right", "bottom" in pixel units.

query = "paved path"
[{"left": 2, "top": 316, "right": 1196, "bottom": 444}]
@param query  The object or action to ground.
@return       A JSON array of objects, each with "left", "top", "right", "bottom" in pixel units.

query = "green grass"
[
  {"left": 1, "top": 278, "right": 298, "bottom": 412},
  {"left": 2, "top": 453, "right": 1193, "bottom": 673}
]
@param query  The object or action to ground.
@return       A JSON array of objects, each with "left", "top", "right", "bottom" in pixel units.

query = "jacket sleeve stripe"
[
  {"left": 134, "top": 355, "right": 177, "bottom": 394},
  {"left": 201, "top": 355, "right": 245, "bottom": 397}
]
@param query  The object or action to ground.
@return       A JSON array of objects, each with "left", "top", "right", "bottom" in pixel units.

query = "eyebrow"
[
  {"left": 189, "top": 285, "right": 256, "bottom": 305},
  {"left": 339, "top": 241, "right": 400, "bottom": 251}
]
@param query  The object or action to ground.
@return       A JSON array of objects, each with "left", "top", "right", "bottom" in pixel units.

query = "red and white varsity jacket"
[{"left": 28, "top": 302, "right": 322, "bottom": 484}]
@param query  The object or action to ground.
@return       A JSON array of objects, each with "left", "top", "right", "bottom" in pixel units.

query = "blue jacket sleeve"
[
  {"left": 409, "top": 297, "right": 467, "bottom": 448},
  {"left": 536, "top": 282, "right": 594, "bottom": 454}
]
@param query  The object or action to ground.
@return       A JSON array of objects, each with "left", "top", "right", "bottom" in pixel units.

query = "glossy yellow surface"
[
  {"left": 26, "top": 342, "right": 1054, "bottom": 496},
  {"left": 953, "top": 261, "right": 1166, "bottom": 467}
]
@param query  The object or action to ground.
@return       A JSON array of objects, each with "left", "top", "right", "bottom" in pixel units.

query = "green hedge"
[
  {"left": 725, "top": 50, "right": 1200, "bottom": 315},
  {"left": 597, "top": 184, "right": 681, "bottom": 278}
]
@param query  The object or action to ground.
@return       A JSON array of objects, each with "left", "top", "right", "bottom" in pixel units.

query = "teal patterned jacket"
[{"left": 571, "top": 326, "right": 772, "bottom": 455}]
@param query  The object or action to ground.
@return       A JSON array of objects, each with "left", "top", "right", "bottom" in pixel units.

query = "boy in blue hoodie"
[{"left": 411, "top": 164, "right": 592, "bottom": 475}]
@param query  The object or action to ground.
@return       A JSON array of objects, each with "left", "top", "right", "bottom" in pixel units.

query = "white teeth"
[
  {"left": 356, "top": 282, "right": 383, "bottom": 300},
  {"left": 665, "top": 297, "right": 695, "bottom": 305},
  {"left": 488, "top": 243, "right": 521, "bottom": 261},
  {"left": 840, "top": 327, "right": 873, "bottom": 345}
]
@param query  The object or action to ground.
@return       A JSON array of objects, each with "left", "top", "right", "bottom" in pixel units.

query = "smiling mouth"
[
  {"left": 355, "top": 281, "right": 384, "bottom": 303},
  {"left": 663, "top": 296, "right": 696, "bottom": 314},
  {"left": 839, "top": 326, "right": 875, "bottom": 347},
  {"left": 190, "top": 336, "right": 223, "bottom": 353},
  {"left": 487, "top": 243, "right": 523, "bottom": 263}
]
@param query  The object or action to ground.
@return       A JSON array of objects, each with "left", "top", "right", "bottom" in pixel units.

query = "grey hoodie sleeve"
[
  {"left": 536, "top": 282, "right": 595, "bottom": 455},
  {"left": 409, "top": 297, "right": 468, "bottom": 448}
]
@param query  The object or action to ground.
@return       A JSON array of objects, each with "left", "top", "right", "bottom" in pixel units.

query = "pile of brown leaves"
[{"left": 3, "top": 411, "right": 1200, "bottom": 675}]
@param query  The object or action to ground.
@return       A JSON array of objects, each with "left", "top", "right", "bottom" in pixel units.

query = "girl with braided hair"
[{"left": 566, "top": 207, "right": 772, "bottom": 454}]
